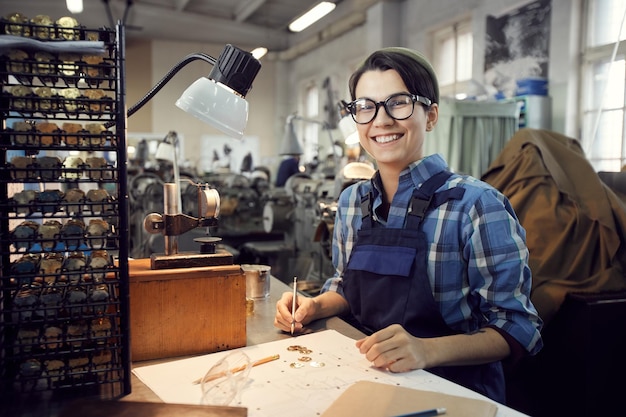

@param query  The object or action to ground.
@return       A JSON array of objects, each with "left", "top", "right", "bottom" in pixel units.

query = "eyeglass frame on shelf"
[{"left": 345, "top": 92, "right": 432, "bottom": 124}]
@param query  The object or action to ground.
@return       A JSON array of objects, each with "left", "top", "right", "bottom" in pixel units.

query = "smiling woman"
[{"left": 274, "top": 47, "right": 543, "bottom": 405}]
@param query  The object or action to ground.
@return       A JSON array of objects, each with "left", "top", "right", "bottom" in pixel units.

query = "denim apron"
[{"left": 342, "top": 171, "right": 506, "bottom": 403}]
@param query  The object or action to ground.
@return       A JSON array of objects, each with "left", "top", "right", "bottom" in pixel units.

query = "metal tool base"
[{"left": 150, "top": 249, "right": 233, "bottom": 269}]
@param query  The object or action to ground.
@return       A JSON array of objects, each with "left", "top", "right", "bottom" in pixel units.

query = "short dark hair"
[{"left": 349, "top": 49, "right": 439, "bottom": 105}]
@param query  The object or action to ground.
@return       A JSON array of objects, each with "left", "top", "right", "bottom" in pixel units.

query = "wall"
[{"left": 125, "top": 39, "right": 153, "bottom": 133}]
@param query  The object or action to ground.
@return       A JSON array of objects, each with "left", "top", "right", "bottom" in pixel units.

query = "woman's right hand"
[
  {"left": 274, "top": 290, "right": 349, "bottom": 334},
  {"left": 274, "top": 291, "right": 316, "bottom": 334}
]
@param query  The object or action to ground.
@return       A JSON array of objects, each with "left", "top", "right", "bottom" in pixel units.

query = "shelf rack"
[{"left": 0, "top": 17, "right": 130, "bottom": 411}]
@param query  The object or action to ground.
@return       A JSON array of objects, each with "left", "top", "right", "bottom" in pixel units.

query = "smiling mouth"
[{"left": 374, "top": 134, "right": 401, "bottom": 144}]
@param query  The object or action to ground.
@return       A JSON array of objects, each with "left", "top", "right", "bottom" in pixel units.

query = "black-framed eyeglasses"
[{"left": 346, "top": 93, "right": 432, "bottom": 124}]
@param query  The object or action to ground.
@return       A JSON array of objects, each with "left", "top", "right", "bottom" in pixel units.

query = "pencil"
[
  {"left": 192, "top": 354, "right": 280, "bottom": 385},
  {"left": 291, "top": 276, "right": 297, "bottom": 335}
]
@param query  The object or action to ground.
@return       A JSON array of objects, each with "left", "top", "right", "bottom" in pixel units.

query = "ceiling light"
[
  {"left": 66, "top": 0, "right": 83, "bottom": 14},
  {"left": 288, "top": 2, "right": 336, "bottom": 33},
  {"left": 251, "top": 47, "right": 268, "bottom": 60}
]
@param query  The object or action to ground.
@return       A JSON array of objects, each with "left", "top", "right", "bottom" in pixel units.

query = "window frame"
[
  {"left": 298, "top": 81, "right": 320, "bottom": 165},
  {"left": 580, "top": 0, "right": 626, "bottom": 171},
  {"left": 431, "top": 17, "right": 474, "bottom": 99}
]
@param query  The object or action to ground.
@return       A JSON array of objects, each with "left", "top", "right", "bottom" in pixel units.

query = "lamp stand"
[
  {"left": 149, "top": 250, "right": 233, "bottom": 270},
  {"left": 143, "top": 182, "right": 232, "bottom": 269}
]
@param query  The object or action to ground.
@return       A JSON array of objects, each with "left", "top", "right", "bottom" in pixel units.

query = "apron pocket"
[{"left": 347, "top": 244, "right": 415, "bottom": 277}]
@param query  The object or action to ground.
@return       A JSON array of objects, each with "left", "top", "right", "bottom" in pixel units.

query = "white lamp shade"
[
  {"left": 175, "top": 77, "right": 249, "bottom": 139},
  {"left": 279, "top": 121, "right": 304, "bottom": 155},
  {"left": 344, "top": 131, "right": 360, "bottom": 146},
  {"left": 339, "top": 115, "right": 359, "bottom": 145},
  {"left": 66, "top": 0, "right": 83, "bottom": 13},
  {"left": 155, "top": 140, "right": 175, "bottom": 161}
]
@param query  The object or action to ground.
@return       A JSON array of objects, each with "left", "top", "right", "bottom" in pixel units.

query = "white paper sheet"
[{"left": 132, "top": 329, "right": 527, "bottom": 417}]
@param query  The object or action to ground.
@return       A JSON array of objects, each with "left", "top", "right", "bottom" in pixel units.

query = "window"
[
  {"left": 302, "top": 83, "right": 320, "bottom": 164},
  {"left": 432, "top": 19, "right": 473, "bottom": 99},
  {"left": 581, "top": 0, "right": 626, "bottom": 171}
]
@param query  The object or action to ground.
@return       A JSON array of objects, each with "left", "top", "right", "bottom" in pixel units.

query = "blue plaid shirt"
[{"left": 323, "top": 154, "right": 543, "bottom": 354}]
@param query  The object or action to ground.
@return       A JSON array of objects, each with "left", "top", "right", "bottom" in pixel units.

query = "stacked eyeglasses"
[
  {"left": 9, "top": 155, "right": 116, "bottom": 182},
  {"left": 0, "top": 13, "right": 129, "bottom": 398}
]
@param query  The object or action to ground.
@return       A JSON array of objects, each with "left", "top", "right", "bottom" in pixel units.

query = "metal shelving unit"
[{"left": 0, "top": 16, "right": 130, "bottom": 411}]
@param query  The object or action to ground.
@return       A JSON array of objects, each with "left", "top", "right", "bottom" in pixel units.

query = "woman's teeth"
[{"left": 374, "top": 134, "right": 400, "bottom": 144}]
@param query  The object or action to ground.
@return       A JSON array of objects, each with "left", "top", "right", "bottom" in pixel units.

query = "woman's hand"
[
  {"left": 356, "top": 324, "right": 510, "bottom": 372},
  {"left": 273, "top": 291, "right": 315, "bottom": 334},
  {"left": 274, "top": 291, "right": 350, "bottom": 334},
  {"left": 355, "top": 324, "right": 429, "bottom": 372}
]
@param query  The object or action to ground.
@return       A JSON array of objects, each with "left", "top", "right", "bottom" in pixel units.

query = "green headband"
[{"left": 379, "top": 47, "right": 439, "bottom": 104}]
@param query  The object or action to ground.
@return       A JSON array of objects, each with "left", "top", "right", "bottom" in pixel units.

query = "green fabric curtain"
[{"left": 425, "top": 98, "right": 519, "bottom": 178}]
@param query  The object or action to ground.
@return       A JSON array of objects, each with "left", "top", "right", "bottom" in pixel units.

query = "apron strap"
[
  {"left": 359, "top": 170, "right": 465, "bottom": 228},
  {"left": 408, "top": 170, "right": 465, "bottom": 228},
  {"left": 359, "top": 193, "right": 373, "bottom": 228}
]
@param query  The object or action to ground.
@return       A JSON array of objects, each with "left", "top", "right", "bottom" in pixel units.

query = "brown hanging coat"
[{"left": 481, "top": 128, "right": 626, "bottom": 324}]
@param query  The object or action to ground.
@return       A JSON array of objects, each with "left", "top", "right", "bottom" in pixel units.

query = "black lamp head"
[{"left": 209, "top": 44, "right": 262, "bottom": 98}]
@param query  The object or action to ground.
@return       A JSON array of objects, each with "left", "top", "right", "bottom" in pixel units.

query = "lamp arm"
[
  {"left": 127, "top": 53, "right": 217, "bottom": 119},
  {"left": 290, "top": 114, "right": 325, "bottom": 126},
  {"left": 105, "top": 53, "right": 217, "bottom": 128},
  {"left": 290, "top": 114, "right": 339, "bottom": 159}
]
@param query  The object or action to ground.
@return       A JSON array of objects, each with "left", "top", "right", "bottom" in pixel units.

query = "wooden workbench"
[{"left": 122, "top": 275, "right": 364, "bottom": 404}]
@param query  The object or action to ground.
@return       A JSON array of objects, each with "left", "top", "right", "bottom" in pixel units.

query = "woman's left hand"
[
  {"left": 356, "top": 324, "right": 511, "bottom": 372},
  {"left": 355, "top": 324, "right": 429, "bottom": 372}
]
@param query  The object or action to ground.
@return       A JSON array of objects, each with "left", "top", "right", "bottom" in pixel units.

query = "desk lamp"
[
  {"left": 132, "top": 44, "right": 261, "bottom": 269},
  {"left": 282, "top": 113, "right": 340, "bottom": 172},
  {"left": 125, "top": 44, "right": 260, "bottom": 139},
  {"left": 338, "top": 100, "right": 359, "bottom": 146}
]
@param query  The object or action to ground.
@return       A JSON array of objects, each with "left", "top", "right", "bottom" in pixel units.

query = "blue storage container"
[{"left": 516, "top": 77, "right": 548, "bottom": 96}]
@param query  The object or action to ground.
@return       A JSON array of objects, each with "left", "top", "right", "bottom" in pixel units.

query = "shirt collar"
[
  {"left": 370, "top": 153, "right": 449, "bottom": 197},
  {"left": 409, "top": 153, "right": 449, "bottom": 187}
]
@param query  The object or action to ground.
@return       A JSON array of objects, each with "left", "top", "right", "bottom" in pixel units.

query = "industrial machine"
[{"left": 260, "top": 161, "right": 376, "bottom": 286}]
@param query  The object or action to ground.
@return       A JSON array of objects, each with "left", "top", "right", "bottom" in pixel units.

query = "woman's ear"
[{"left": 426, "top": 103, "right": 438, "bottom": 131}]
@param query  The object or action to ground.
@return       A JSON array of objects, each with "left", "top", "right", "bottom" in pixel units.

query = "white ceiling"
[{"left": 2, "top": 0, "right": 374, "bottom": 53}]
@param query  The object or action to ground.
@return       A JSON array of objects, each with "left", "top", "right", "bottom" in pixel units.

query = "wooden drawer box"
[{"left": 129, "top": 258, "right": 246, "bottom": 361}]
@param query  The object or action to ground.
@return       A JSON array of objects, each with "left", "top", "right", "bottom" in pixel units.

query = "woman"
[{"left": 274, "top": 47, "right": 543, "bottom": 403}]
